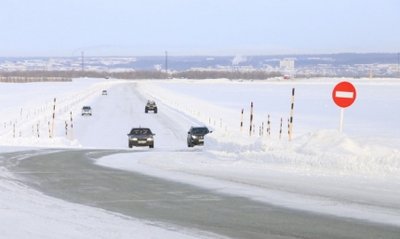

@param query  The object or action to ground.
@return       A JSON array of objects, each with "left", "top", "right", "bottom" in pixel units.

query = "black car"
[
  {"left": 187, "top": 126, "right": 212, "bottom": 147},
  {"left": 127, "top": 127, "right": 155, "bottom": 148},
  {"left": 81, "top": 106, "right": 92, "bottom": 116},
  {"left": 145, "top": 100, "right": 157, "bottom": 113}
]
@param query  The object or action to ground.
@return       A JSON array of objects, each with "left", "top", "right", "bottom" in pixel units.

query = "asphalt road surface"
[{"left": 3, "top": 149, "right": 400, "bottom": 239}]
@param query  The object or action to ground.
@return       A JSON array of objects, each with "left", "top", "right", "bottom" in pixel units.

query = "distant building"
[
  {"left": 279, "top": 58, "right": 295, "bottom": 71},
  {"left": 280, "top": 58, "right": 295, "bottom": 78}
]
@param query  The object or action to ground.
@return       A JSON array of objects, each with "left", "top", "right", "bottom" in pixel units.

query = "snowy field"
[{"left": 1, "top": 77, "right": 400, "bottom": 237}]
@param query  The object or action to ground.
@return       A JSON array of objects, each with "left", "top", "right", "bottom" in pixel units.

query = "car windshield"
[
  {"left": 82, "top": 106, "right": 91, "bottom": 110},
  {"left": 130, "top": 128, "right": 152, "bottom": 135},
  {"left": 191, "top": 127, "right": 209, "bottom": 135}
]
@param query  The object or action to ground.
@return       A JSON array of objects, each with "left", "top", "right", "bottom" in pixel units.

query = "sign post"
[{"left": 332, "top": 81, "right": 357, "bottom": 133}]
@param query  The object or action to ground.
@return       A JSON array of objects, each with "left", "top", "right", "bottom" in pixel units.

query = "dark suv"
[
  {"left": 128, "top": 128, "right": 155, "bottom": 148},
  {"left": 145, "top": 100, "right": 157, "bottom": 113},
  {"left": 81, "top": 106, "right": 92, "bottom": 116},
  {"left": 187, "top": 126, "right": 211, "bottom": 147}
]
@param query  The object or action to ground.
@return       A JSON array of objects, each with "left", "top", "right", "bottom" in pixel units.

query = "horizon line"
[{"left": 1, "top": 51, "right": 399, "bottom": 58}]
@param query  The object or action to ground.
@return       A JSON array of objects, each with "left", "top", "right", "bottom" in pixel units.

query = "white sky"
[{"left": 0, "top": 0, "right": 399, "bottom": 56}]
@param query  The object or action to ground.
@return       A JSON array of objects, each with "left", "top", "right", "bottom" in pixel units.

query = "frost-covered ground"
[{"left": 1, "top": 77, "right": 400, "bottom": 237}]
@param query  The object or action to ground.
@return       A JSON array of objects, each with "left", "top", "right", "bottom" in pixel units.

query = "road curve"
[{"left": 3, "top": 149, "right": 400, "bottom": 239}]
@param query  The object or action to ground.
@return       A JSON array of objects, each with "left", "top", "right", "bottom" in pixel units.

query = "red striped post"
[
  {"left": 37, "top": 122, "right": 40, "bottom": 138},
  {"left": 48, "top": 121, "right": 51, "bottom": 138},
  {"left": 279, "top": 117, "right": 283, "bottom": 140},
  {"left": 267, "top": 114, "right": 271, "bottom": 136},
  {"left": 240, "top": 108, "right": 244, "bottom": 132},
  {"left": 249, "top": 102, "right": 254, "bottom": 136},
  {"left": 261, "top": 122, "right": 264, "bottom": 136},
  {"left": 51, "top": 98, "right": 56, "bottom": 138},
  {"left": 70, "top": 111, "right": 74, "bottom": 139},
  {"left": 288, "top": 88, "right": 295, "bottom": 141}
]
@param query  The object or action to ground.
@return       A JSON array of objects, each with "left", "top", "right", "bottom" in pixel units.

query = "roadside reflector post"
[
  {"left": 279, "top": 117, "right": 283, "bottom": 140},
  {"left": 332, "top": 81, "right": 357, "bottom": 133}
]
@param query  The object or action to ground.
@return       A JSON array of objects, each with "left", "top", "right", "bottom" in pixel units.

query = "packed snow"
[{"left": 1, "top": 77, "right": 400, "bottom": 237}]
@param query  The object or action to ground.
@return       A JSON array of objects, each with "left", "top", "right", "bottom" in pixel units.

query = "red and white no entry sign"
[{"left": 332, "top": 81, "right": 357, "bottom": 108}]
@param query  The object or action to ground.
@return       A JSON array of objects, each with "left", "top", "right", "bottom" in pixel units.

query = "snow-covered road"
[{"left": 6, "top": 149, "right": 400, "bottom": 239}]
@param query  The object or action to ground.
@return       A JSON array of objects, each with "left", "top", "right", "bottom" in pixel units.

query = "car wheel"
[
  {"left": 129, "top": 143, "right": 132, "bottom": 148},
  {"left": 149, "top": 144, "right": 154, "bottom": 148},
  {"left": 145, "top": 109, "right": 148, "bottom": 113},
  {"left": 154, "top": 110, "right": 157, "bottom": 113}
]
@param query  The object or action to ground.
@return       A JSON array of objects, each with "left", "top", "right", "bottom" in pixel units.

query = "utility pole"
[
  {"left": 165, "top": 51, "right": 168, "bottom": 75},
  {"left": 81, "top": 51, "right": 85, "bottom": 74},
  {"left": 397, "top": 52, "right": 399, "bottom": 78}
]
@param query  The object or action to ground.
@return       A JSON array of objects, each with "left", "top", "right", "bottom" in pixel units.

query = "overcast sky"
[{"left": 0, "top": 0, "right": 399, "bottom": 56}]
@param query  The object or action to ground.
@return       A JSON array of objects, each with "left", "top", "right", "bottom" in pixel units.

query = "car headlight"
[
  {"left": 191, "top": 135, "right": 197, "bottom": 139},
  {"left": 130, "top": 137, "right": 138, "bottom": 141},
  {"left": 147, "top": 138, "right": 153, "bottom": 141}
]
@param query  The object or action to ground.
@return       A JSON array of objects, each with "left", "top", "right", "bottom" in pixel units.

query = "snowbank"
[{"left": 136, "top": 78, "right": 400, "bottom": 177}]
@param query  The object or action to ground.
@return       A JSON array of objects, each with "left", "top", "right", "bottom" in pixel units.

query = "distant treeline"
[{"left": 0, "top": 70, "right": 282, "bottom": 81}]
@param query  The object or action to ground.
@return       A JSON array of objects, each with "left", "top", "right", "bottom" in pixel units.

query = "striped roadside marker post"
[
  {"left": 51, "top": 98, "right": 56, "bottom": 138},
  {"left": 261, "top": 122, "right": 265, "bottom": 136},
  {"left": 249, "top": 102, "right": 254, "bottom": 136},
  {"left": 288, "top": 88, "right": 295, "bottom": 141},
  {"left": 267, "top": 114, "right": 271, "bottom": 136},
  {"left": 279, "top": 117, "right": 283, "bottom": 140},
  {"left": 48, "top": 121, "right": 51, "bottom": 138},
  {"left": 70, "top": 111, "right": 74, "bottom": 140},
  {"left": 37, "top": 122, "right": 40, "bottom": 138},
  {"left": 240, "top": 109, "right": 244, "bottom": 132}
]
